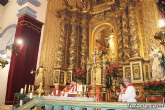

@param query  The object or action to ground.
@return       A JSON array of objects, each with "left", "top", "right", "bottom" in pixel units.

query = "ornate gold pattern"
[
  {"left": 140, "top": 0, "right": 162, "bottom": 60},
  {"left": 39, "top": 0, "right": 164, "bottom": 90},
  {"left": 128, "top": 1, "right": 140, "bottom": 58},
  {"left": 39, "top": 0, "right": 64, "bottom": 89}
]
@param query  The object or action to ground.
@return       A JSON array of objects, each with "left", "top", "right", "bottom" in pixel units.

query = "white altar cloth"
[{"left": 42, "top": 96, "right": 95, "bottom": 102}]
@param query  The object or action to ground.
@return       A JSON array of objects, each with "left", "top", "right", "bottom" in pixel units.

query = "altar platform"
[{"left": 16, "top": 96, "right": 165, "bottom": 110}]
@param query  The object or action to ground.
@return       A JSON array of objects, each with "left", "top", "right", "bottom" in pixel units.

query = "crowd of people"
[{"left": 50, "top": 77, "right": 136, "bottom": 102}]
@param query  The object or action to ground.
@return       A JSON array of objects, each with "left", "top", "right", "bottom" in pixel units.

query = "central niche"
[{"left": 91, "top": 23, "right": 116, "bottom": 61}]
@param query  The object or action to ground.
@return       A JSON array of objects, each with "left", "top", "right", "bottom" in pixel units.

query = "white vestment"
[{"left": 122, "top": 84, "right": 137, "bottom": 102}]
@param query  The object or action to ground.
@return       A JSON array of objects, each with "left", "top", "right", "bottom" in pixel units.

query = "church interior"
[{"left": 0, "top": 0, "right": 165, "bottom": 110}]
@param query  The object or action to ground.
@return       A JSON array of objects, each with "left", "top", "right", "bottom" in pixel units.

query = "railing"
[{"left": 16, "top": 97, "right": 165, "bottom": 110}]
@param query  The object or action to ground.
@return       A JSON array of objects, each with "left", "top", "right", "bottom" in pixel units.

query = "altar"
[{"left": 16, "top": 97, "right": 165, "bottom": 110}]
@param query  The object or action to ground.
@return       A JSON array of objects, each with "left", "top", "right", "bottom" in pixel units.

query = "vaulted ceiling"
[{"left": 0, "top": 0, "right": 8, "bottom": 6}]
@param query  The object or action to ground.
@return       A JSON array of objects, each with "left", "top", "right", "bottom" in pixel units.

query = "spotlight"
[
  {"left": 158, "top": 19, "right": 165, "bottom": 28},
  {"left": 16, "top": 38, "right": 23, "bottom": 45}
]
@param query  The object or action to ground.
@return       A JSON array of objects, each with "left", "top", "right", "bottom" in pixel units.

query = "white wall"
[{"left": 0, "top": 0, "right": 48, "bottom": 104}]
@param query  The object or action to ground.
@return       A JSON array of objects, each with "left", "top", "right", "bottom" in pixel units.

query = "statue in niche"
[
  {"left": 149, "top": 45, "right": 164, "bottom": 79},
  {"left": 96, "top": 32, "right": 110, "bottom": 55}
]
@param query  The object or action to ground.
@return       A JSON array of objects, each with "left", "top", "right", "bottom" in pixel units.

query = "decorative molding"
[
  {"left": 17, "top": 0, "right": 41, "bottom": 7},
  {"left": 17, "top": 6, "right": 37, "bottom": 18}
]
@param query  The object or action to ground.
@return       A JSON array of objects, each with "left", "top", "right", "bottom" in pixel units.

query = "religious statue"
[
  {"left": 31, "top": 65, "right": 45, "bottom": 86},
  {"left": 149, "top": 45, "right": 164, "bottom": 79}
]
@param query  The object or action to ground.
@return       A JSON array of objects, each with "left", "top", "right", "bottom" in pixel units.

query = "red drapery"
[{"left": 5, "top": 14, "right": 43, "bottom": 105}]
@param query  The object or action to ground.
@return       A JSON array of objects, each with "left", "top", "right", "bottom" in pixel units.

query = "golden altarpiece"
[{"left": 38, "top": 0, "right": 165, "bottom": 102}]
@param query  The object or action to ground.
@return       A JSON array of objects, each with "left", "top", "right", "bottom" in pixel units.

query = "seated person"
[
  {"left": 88, "top": 84, "right": 102, "bottom": 101},
  {"left": 51, "top": 84, "right": 61, "bottom": 96},
  {"left": 117, "top": 82, "right": 126, "bottom": 102},
  {"left": 63, "top": 83, "right": 71, "bottom": 96},
  {"left": 70, "top": 80, "right": 81, "bottom": 93}
]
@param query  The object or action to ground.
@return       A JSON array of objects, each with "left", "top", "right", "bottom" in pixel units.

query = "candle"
[
  {"left": 24, "top": 85, "right": 27, "bottom": 94},
  {"left": 84, "top": 85, "right": 86, "bottom": 92},
  {"left": 32, "top": 85, "right": 34, "bottom": 92},
  {"left": 20, "top": 88, "right": 23, "bottom": 94},
  {"left": 20, "top": 100, "right": 23, "bottom": 106},
  {"left": 28, "top": 85, "right": 31, "bottom": 93},
  {"left": 29, "top": 93, "right": 33, "bottom": 99}
]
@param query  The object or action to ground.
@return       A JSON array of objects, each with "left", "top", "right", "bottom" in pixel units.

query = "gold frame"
[
  {"left": 130, "top": 61, "right": 143, "bottom": 83},
  {"left": 123, "top": 65, "right": 131, "bottom": 79},
  {"left": 53, "top": 70, "right": 60, "bottom": 84},
  {"left": 143, "top": 63, "right": 151, "bottom": 81}
]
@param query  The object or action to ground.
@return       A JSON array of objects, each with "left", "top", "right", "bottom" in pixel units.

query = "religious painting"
[
  {"left": 132, "top": 63, "right": 141, "bottom": 80},
  {"left": 53, "top": 70, "right": 59, "bottom": 83},
  {"left": 123, "top": 65, "right": 131, "bottom": 79},
  {"left": 59, "top": 72, "right": 64, "bottom": 84},
  {"left": 66, "top": 72, "right": 72, "bottom": 84},
  {"left": 91, "top": 66, "right": 102, "bottom": 86},
  {"left": 130, "top": 61, "right": 143, "bottom": 83}
]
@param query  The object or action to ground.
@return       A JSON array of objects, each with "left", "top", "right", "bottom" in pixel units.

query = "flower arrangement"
[
  {"left": 74, "top": 68, "right": 87, "bottom": 79},
  {"left": 143, "top": 80, "right": 165, "bottom": 91},
  {"left": 106, "top": 63, "right": 120, "bottom": 77}
]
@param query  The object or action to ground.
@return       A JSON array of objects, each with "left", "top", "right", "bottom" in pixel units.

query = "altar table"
[{"left": 16, "top": 96, "right": 165, "bottom": 110}]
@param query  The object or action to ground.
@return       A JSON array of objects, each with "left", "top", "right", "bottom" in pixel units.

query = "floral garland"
[{"left": 143, "top": 80, "right": 165, "bottom": 91}]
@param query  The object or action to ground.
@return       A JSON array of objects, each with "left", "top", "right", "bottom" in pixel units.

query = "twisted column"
[
  {"left": 81, "top": 14, "right": 89, "bottom": 67},
  {"left": 69, "top": 15, "right": 77, "bottom": 69},
  {"left": 56, "top": 16, "right": 66, "bottom": 68},
  {"left": 128, "top": 2, "right": 140, "bottom": 57}
]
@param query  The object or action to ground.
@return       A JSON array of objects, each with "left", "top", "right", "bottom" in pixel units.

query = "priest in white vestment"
[{"left": 122, "top": 78, "right": 137, "bottom": 102}]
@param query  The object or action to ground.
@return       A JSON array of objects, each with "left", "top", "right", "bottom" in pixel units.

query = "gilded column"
[
  {"left": 56, "top": 16, "right": 66, "bottom": 68},
  {"left": 81, "top": 13, "right": 89, "bottom": 67},
  {"left": 69, "top": 14, "right": 77, "bottom": 69},
  {"left": 102, "top": 55, "right": 107, "bottom": 101},
  {"left": 121, "top": 5, "right": 131, "bottom": 61},
  {"left": 116, "top": 12, "right": 123, "bottom": 62},
  {"left": 56, "top": 15, "right": 67, "bottom": 68},
  {"left": 128, "top": 1, "right": 140, "bottom": 57}
]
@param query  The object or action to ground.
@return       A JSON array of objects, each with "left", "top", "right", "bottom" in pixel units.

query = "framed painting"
[
  {"left": 53, "top": 70, "right": 60, "bottom": 83},
  {"left": 66, "top": 71, "right": 72, "bottom": 84},
  {"left": 143, "top": 64, "right": 151, "bottom": 81},
  {"left": 59, "top": 71, "right": 64, "bottom": 84},
  {"left": 123, "top": 65, "right": 131, "bottom": 79},
  {"left": 130, "top": 61, "right": 143, "bottom": 83}
]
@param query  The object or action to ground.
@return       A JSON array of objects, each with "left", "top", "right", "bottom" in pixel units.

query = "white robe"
[
  {"left": 122, "top": 84, "right": 137, "bottom": 102},
  {"left": 150, "top": 48, "right": 163, "bottom": 79}
]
